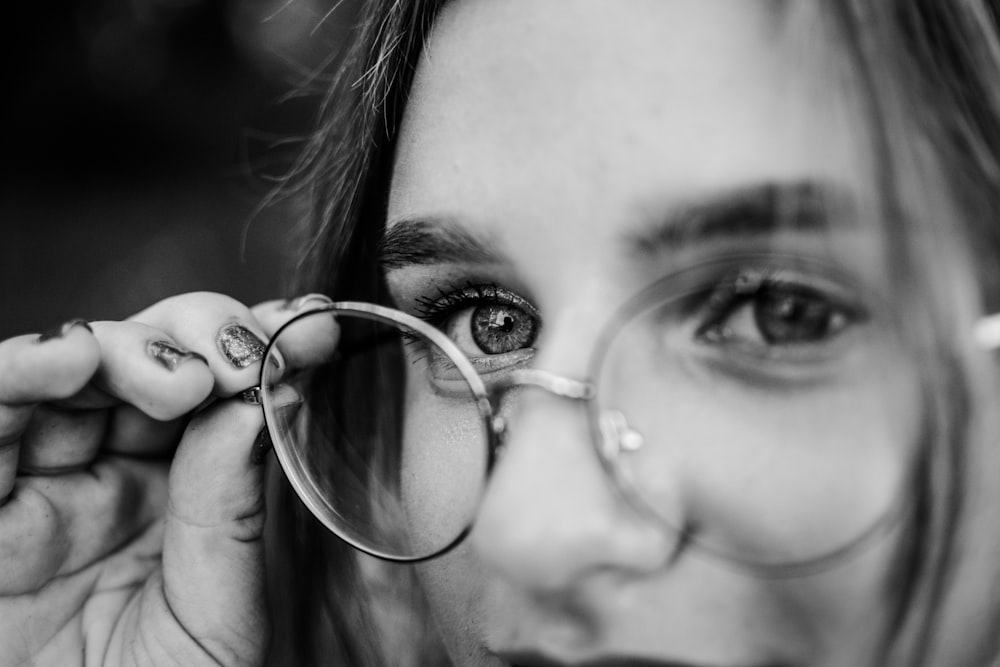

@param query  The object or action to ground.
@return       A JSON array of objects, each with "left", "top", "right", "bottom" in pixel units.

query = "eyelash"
[
  {"left": 406, "top": 265, "right": 859, "bottom": 361},
  {"left": 414, "top": 283, "right": 539, "bottom": 328},
  {"left": 694, "top": 266, "right": 864, "bottom": 345}
]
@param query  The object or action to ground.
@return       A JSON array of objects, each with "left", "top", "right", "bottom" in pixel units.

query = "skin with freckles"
[{"left": 384, "top": 2, "right": 921, "bottom": 665}]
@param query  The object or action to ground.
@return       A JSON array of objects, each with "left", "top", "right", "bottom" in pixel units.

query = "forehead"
[{"left": 389, "top": 0, "right": 866, "bottom": 267}]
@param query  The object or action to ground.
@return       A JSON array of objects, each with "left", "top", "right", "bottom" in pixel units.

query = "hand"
[{"left": 0, "top": 292, "right": 334, "bottom": 666}]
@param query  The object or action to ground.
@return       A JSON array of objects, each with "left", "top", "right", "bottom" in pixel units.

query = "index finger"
[
  {"left": 0, "top": 325, "right": 100, "bottom": 405},
  {"left": 0, "top": 324, "right": 100, "bottom": 502}
]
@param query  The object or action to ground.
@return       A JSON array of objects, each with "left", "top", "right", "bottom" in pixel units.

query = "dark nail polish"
[
  {"left": 147, "top": 340, "right": 208, "bottom": 371},
  {"left": 36, "top": 318, "right": 92, "bottom": 343},
  {"left": 217, "top": 324, "right": 266, "bottom": 369},
  {"left": 250, "top": 427, "right": 273, "bottom": 465}
]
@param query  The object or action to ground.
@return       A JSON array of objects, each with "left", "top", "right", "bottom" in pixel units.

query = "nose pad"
[
  {"left": 470, "top": 387, "right": 678, "bottom": 592},
  {"left": 597, "top": 408, "right": 646, "bottom": 458}
]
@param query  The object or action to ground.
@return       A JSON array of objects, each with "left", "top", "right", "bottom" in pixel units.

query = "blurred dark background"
[{"left": 1, "top": 0, "right": 360, "bottom": 338}]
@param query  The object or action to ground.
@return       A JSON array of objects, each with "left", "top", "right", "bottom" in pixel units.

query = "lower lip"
[{"left": 508, "top": 661, "right": 792, "bottom": 667}]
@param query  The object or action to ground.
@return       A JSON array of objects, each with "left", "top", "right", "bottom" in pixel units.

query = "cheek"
[
  {"left": 400, "top": 393, "right": 494, "bottom": 663},
  {"left": 400, "top": 387, "right": 490, "bottom": 557},
  {"left": 596, "top": 315, "right": 922, "bottom": 572},
  {"left": 392, "top": 334, "right": 918, "bottom": 664},
  {"left": 760, "top": 532, "right": 904, "bottom": 662},
  {"left": 413, "top": 548, "right": 494, "bottom": 666}
]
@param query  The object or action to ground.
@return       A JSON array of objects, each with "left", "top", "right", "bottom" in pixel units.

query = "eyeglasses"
[{"left": 255, "top": 252, "right": 939, "bottom": 576}]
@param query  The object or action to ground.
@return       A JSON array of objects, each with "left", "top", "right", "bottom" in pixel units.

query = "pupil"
[
  {"left": 471, "top": 305, "right": 537, "bottom": 354},
  {"left": 756, "top": 291, "right": 832, "bottom": 344},
  {"left": 493, "top": 312, "right": 515, "bottom": 332}
]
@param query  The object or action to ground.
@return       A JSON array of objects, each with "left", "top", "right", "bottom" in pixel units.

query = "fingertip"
[
  {"left": 270, "top": 307, "right": 340, "bottom": 372},
  {"left": 49, "top": 335, "right": 103, "bottom": 399},
  {"left": 0, "top": 328, "right": 102, "bottom": 403},
  {"left": 132, "top": 294, "right": 277, "bottom": 398},
  {"left": 35, "top": 318, "right": 93, "bottom": 343},
  {"left": 253, "top": 294, "right": 334, "bottom": 338},
  {"left": 89, "top": 322, "right": 220, "bottom": 420},
  {"left": 204, "top": 322, "right": 272, "bottom": 397},
  {"left": 141, "top": 357, "right": 216, "bottom": 421},
  {"left": 216, "top": 323, "right": 267, "bottom": 371}
]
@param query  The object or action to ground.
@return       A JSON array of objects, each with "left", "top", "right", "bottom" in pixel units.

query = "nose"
[{"left": 469, "top": 386, "right": 677, "bottom": 592}]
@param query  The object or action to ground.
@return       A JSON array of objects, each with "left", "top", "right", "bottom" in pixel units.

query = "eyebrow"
[
  {"left": 379, "top": 181, "right": 843, "bottom": 270},
  {"left": 379, "top": 217, "right": 504, "bottom": 269},
  {"left": 628, "top": 180, "right": 842, "bottom": 257}
]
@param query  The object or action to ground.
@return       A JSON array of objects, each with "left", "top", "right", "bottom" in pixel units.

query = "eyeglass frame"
[{"left": 248, "top": 261, "right": 1000, "bottom": 574}]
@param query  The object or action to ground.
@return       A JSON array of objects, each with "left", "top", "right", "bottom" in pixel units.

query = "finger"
[
  {"left": 161, "top": 396, "right": 269, "bottom": 664},
  {"left": 0, "top": 323, "right": 100, "bottom": 405},
  {"left": 0, "top": 406, "right": 26, "bottom": 500},
  {"left": 132, "top": 292, "right": 274, "bottom": 397},
  {"left": 251, "top": 295, "right": 340, "bottom": 373},
  {"left": 250, "top": 293, "right": 333, "bottom": 336},
  {"left": 103, "top": 403, "right": 187, "bottom": 457},
  {"left": 0, "top": 323, "right": 100, "bottom": 502},
  {"left": 0, "top": 456, "right": 168, "bottom": 595},
  {"left": 78, "top": 321, "right": 214, "bottom": 421},
  {"left": 19, "top": 322, "right": 209, "bottom": 471},
  {"left": 18, "top": 406, "right": 107, "bottom": 474}
]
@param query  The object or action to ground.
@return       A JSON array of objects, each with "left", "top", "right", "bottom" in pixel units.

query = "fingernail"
[
  {"left": 217, "top": 324, "right": 266, "bottom": 369},
  {"left": 280, "top": 293, "right": 334, "bottom": 311},
  {"left": 250, "top": 426, "right": 273, "bottom": 465},
  {"left": 36, "top": 318, "right": 92, "bottom": 343},
  {"left": 147, "top": 340, "right": 208, "bottom": 371}
]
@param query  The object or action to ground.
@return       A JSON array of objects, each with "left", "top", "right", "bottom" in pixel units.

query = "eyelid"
[
  {"left": 704, "top": 266, "right": 866, "bottom": 316},
  {"left": 414, "top": 283, "right": 541, "bottom": 324},
  {"left": 692, "top": 266, "right": 867, "bottom": 353},
  {"left": 430, "top": 347, "right": 536, "bottom": 379}
]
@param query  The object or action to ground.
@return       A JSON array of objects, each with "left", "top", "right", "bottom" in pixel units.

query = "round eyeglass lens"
[
  {"left": 589, "top": 255, "right": 917, "bottom": 575},
  {"left": 260, "top": 304, "right": 493, "bottom": 562}
]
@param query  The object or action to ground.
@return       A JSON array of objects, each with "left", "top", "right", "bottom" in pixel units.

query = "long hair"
[
  {"left": 267, "top": 2, "right": 450, "bottom": 664},
  {"left": 268, "top": 2, "right": 1000, "bottom": 664},
  {"left": 825, "top": 4, "right": 1000, "bottom": 665}
]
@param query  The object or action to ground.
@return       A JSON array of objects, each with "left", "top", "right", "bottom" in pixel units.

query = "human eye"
[
  {"left": 693, "top": 265, "right": 867, "bottom": 361},
  {"left": 414, "top": 283, "right": 541, "bottom": 375}
]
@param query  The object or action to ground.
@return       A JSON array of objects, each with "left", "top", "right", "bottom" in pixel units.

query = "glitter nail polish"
[{"left": 217, "top": 324, "right": 266, "bottom": 369}]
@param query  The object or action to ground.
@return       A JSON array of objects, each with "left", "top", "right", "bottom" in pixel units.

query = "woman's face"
[{"left": 383, "top": 1, "right": 920, "bottom": 665}]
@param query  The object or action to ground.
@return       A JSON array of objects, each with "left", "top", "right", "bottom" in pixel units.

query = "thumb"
[{"left": 161, "top": 398, "right": 270, "bottom": 665}]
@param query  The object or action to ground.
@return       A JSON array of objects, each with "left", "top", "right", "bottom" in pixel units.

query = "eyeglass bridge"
[
  {"left": 505, "top": 368, "right": 596, "bottom": 400},
  {"left": 489, "top": 368, "right": 645, "bottom": 458}
]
